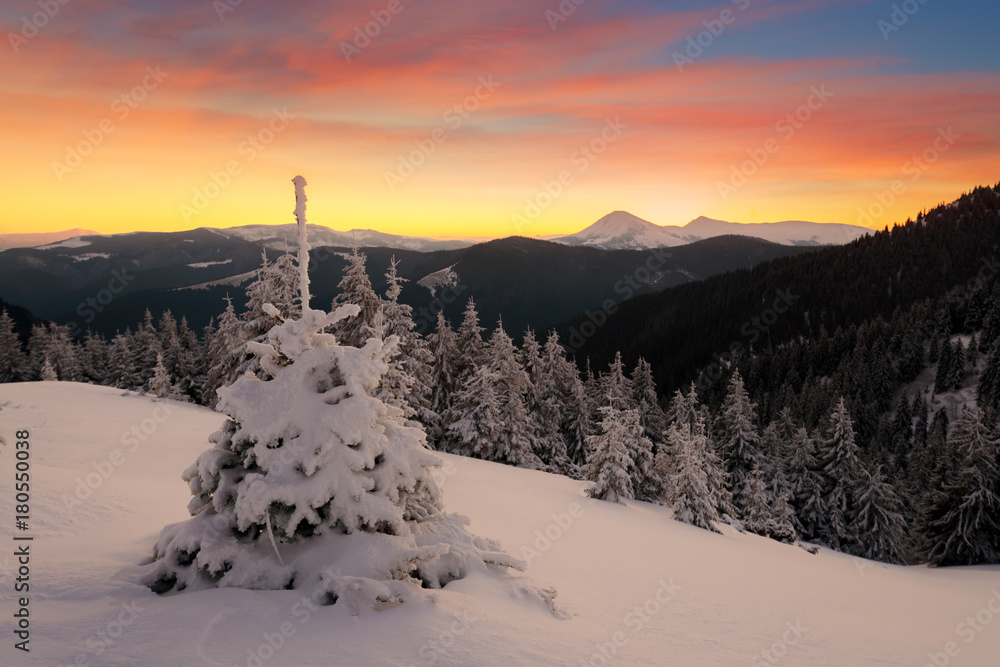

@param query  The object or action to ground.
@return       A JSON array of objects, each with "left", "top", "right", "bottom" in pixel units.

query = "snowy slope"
[
  {"left": 552, "top": 212, "right": 870, "bottom": 250},
  {"left": 1, "top": 382, "right": 998, "bottom": 666}
]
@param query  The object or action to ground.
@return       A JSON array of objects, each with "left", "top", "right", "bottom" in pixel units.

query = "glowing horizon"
[{"left": 2, "top": 0, "right": 997, "bottom": 239}]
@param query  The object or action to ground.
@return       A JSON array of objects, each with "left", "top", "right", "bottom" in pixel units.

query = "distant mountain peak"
[{"left": 551, "top": 211, "right": 870, "bottom": 250}]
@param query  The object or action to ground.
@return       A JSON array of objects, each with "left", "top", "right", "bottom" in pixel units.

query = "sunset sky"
[{"left": 2, "top": 0, "right": 997, "bottom": 239}]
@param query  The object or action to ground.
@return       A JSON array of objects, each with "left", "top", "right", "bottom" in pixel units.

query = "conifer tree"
[
  {"left": 141, "top": 176, "right": 525, "bottom": 606},
  {"left": 921, "top": 407, "right": 1000, "bottom": 566},
  {"left": 817, "top": 398, "right": 865, "bottom": 550},
  {"left": 380, "top": 258, "right": 437, "bottom": 436},
  {"left": 427, "top": 311, "right": 458, "bottom": 431},
  {"left": 175, "top": 317, "right": 205, "bottom": 402},
  {"left": 786, "top": 427, "right": 826, "bottom": 542},
  {"left": 484, "top": 320, "right": 541, "bottom": 469},
  {"left": 978, "top": 337, "right": 1000, "bottom": 412},
  {"left": 662, "top": 422, "right": 723, "bottom": 532},
  {"left": 934, "top": 339, "right": 953, "bottom": 395},
  {"left": 454, "top": 297, "right": 486, "bottom": 385},
  {"left": 631, "top": 358, "right": 667, "bottom": 449},
  {"left": 135, "top": 309, "right": 163, "bottom": 385},
  {"left": 204, "top": 297, "right": 249, "bottom": 405},
  {"left": 0, "top": 309, "right": 26, "bottom": 382},
  {"left": 444, "top": 363, "right": 502, "bottom": 460},
  {"left": 585, "top": 401, "right": 634, "bottom": 503},
  {"left": 541, "top": 331, "right": 586, "bottom": 473},
  {"left": 147, "top": 353, "right": 183, "bottom": 399},
  {"left": 79, "top": 331, "right": 109, "bottom": 385},
  {"left": 852, "top": 466, "right": 906, "bottom": 563},
  {"left": 949, "top": 340, "right": 966, "bottom": 390},
  {"left": 40, "top": 357, "right": 58, "bottom": 381},
  {"left": 158, "top": 310, "right": 181, "bottom": 378},
  {"left": 742, "top": 468, "right": 797, "bottom": 544},
  {"left": 332, "top": 248, "right": 382, "bottom": 348},
  {"left": 599, "top": 351, "right": 635, "bottom": 412},
  {"left": 107, "top": 330, "right": 141, "bottom": 389},
  {"left": 714, "top": 370, "right": 762, "bottom": 515}
]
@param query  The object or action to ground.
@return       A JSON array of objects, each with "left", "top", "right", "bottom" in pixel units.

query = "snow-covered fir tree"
[
  {"left": 714, "top": 370, "right": 762, "bottom": 515},
  {"left": 175, "top": 317, "right": 206, "bottom": 402},
  {"left": 852, "top": 465, "right": 906, "bottom": 563},
  {"left": 453, "top": 297, "right": 486, "bottom": 385},
  {"left": 79, "top": 331, "right": 109, "bottom": 385},
  {"left": 742, "top": 468, "right": 797, "bottom": 544},
  {"left": 631, "top": 358, "right": 667, "bottom": 448},
  {"left": 599, "top": 351, "right": 635, "bottom": 411},
  {"left": 135, "top": 309, "right": 163, "bottom": 386},
  {"left": 541, "top": 330, "right": 586, "bottom": 473},
  {"left": 204, "top": 296, "right": 248, "bottom": 405},
  {"left": 785, "top": 426, "right": 827, "bottom": 542},
  {"left": 585, "top": 400, "right": 634, "bottom": 503},
  {"left": 443, "top": 362, "right": 503, "bottom": 460},
  {"left": 158, "top": 310, "right": 181, "bottom": 379},
  {"left": 920, "top": 407, "right": 1000, "bottom": 566},
  {"left": 40, "top": 357, "right": 58, "bottom": 381},
  {"left": 482, "top": 320, "right": 541, "bottom": 469},
  {"left": 426, "top": 310, "right": 458, "bottom": 434},
  {"left": 661, "top": 421, "right": 721, "bottom": 532},
  {"left": 522, "top": 329, "right": 570, "bottom": 473},
  {"left": 380, "top": 258, "right": 437, "bottom": 437},
  {"left": 817, "top": 398, "right": 865, "bottom": 551},
  {"left": 0, "top": 309, "right": 26, "bottom": 382},
  {"left": 147, "top": 352, "right": 184, "bottom": 400},
  {"left": 107, "top": 329, "right": 142, "bottom": 389},
  {"left": 139, "top": 176, "right": 527, "bottom": 611},
  {"left": 331, "top": 247, "right": 381, "bottom": 348}
]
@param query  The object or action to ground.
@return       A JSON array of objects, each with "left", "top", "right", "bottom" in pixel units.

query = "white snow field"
[{"left": 1, "top": 382, "right": 999, "bottom": 666}]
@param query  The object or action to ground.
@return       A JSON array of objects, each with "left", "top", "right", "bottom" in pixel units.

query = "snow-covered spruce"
[{"left": 138, "top": 177, "right": 528, "bottom": 613}]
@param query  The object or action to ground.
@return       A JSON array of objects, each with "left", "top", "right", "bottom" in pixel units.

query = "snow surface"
[
  {"left": 417, "top": 265, "right": 460, "bottom": 297},
  {"left": 1, "top": 382, "right": 998, "bottom": 666},
  {"left": 187, "top": 259, "right": 234, "bottom": 269},
  {"left": 34, "top": 237, "right": 93, "bottom": 250},
  {"left": 70, "top": 253, "right": 113, "bottom": 263}
]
